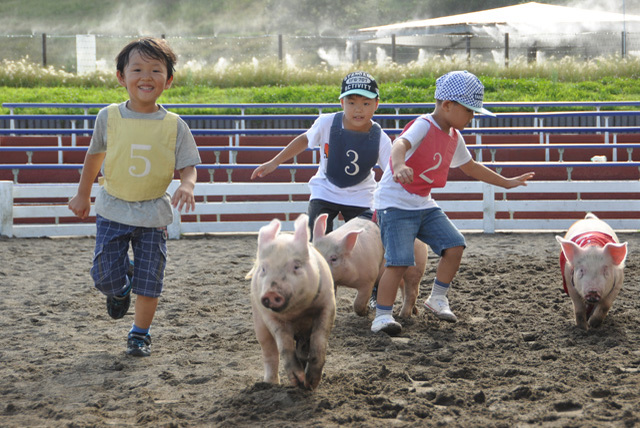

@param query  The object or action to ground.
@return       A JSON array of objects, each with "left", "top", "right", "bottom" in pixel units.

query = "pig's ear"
[
  {"left": 258, "top": 218, "right": 281, "bottom": 248},
  {"left": 605, "top": 242, "right": 628, "bottom": 265},
  {"left": 342, "top": 229, "right": 362, "bottom": 254},
  {"left": 293, "top": 214, "right": 311, "bottom": 246},
  {"left": 312, "top": 214, "right": 328, "bottom": 242},
  {"left": 245, "top": 263, "right": 256, "bottom": 280},
  {"left": 556, "top": 236, "right": 581, "bottom": 264}
]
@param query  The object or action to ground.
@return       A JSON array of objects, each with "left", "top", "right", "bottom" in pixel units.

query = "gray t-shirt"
[{"left": 88, "top": 102, "right": 201, "bottom": 227}]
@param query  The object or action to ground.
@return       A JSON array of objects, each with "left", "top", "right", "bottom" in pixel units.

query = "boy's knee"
[
  {"left": 91, "top": 267, "right": 127, "bottom": 296},
  {"left": 442, "top": 246, "right": 464, "bottom": 259}
]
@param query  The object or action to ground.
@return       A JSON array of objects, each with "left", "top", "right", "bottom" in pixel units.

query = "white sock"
[
  {"left": 430, "top": 279, "right": 450, "bottom": 298},
  {"left": 374, "top": 304, "right": 393, "bottom": 319}
]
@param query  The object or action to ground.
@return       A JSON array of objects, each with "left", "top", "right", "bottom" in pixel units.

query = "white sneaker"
[
  {"left": 368, "top": 287, "right": 377, "bottom": 310},
  {"left": 371, "top": 314, "right": 402, "bottom": 336},
  {"left": 424, "top": 295, "right": 457, "bottom": 322}
]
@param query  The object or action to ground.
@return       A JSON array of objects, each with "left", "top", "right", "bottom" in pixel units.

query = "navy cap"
[{"left": 340, "top": 71, "right": 379, "bottom": 99}]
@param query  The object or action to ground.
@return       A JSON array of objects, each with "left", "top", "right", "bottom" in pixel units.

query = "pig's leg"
[
  {"left": 566, "top": 283, "right": 589, "bottom": 330},
  {"left": 561, "top": 265, "right": 589, "bottom": 330},
  {"left": 252, "top": 310, "right": 280, "bottom": 384},
  {"left": 304, "top": 308, "right": 334, "bottom": 390},
  {"left": 398, "top": 240, "right": 428, "bottom": 318},
  {"left": 589, "top": 273, "right": 623, "bottom": 328},
  {"left": 352, "top": 282, "right": 375, "bottom": 316},
  {"left": 276, "top": 332, "right": 306, "bottom": 388}
]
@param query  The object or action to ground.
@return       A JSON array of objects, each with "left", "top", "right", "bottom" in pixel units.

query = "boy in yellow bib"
[{"left": 69, "top": 37, "right": 201, "bottom": 357}]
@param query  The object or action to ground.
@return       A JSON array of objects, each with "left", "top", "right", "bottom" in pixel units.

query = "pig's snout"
[
  {"left": 261, "top": 291, "right": 287, "bottom": 311},
  {"left": 584, "top": 291, "right": 601, "bottom": 303}
]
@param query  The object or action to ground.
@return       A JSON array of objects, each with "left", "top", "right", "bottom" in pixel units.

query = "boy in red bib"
[
  {"left": 371, "top": 71, "right": 535, "bottom": 335},
  {"left": 68, "top": 38, "right": 201, "bottom": 356}
]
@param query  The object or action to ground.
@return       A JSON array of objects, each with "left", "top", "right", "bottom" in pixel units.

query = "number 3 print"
[{"left": 344, "top": 149, "right": 360, "bottom": 176}]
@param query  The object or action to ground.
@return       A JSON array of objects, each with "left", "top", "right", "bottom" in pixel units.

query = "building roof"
[{"left": 357, "top": 2, "right": 640, "bottom": 36}]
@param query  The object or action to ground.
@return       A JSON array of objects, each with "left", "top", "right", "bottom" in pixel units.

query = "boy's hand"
[
  {"left": 504, "top": 172, "right": 535, "bottom": 189},
  {"left": 171, "top": 184, "right": 196, "bottom": 213},
  {"left": 68, "top": 195, "right": 91, "bottom": 219},
  {"left": 251, "top": 162, "right": 277, "bottom": 180},
  {"left": 392, "top": 165, "right": 414, "bottom": 184}
]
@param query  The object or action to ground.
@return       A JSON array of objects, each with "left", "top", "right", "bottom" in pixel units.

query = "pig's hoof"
[{"left": 588, "top": 318, "right": 603, "bottom": 328}]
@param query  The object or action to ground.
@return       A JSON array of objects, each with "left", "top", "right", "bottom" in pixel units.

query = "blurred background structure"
[{"left": 1, "top": 1, "right": 639, "bottom": 73}]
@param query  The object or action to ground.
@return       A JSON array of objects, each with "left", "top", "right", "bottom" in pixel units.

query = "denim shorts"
[
  {"left": 91, "top": 215, "right": 168, "bottom": 298},
  {"left": 377, "top": 207, "right": 466, "bottom": 266}
]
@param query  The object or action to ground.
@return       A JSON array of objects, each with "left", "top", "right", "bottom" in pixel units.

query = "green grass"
[{"left": 2, "top": 55, "right": 640, "bottom": 114}]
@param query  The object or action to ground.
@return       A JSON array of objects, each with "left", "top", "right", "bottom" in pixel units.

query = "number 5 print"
[{"left": 129, "top": 144, "right": 152, "bottom": 177}]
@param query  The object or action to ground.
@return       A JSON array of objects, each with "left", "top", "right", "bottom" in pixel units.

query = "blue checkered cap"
[{"left": 434, "top": 70, "right": 495, "bottom": 116}]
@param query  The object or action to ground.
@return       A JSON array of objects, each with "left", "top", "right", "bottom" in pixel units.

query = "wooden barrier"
[{"left": 2, "top": 179, "right": 639, "bottom": 238}]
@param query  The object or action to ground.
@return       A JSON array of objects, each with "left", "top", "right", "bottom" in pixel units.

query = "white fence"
[{"left": 1, "top": 179, "right": 639, "bottom": 239}]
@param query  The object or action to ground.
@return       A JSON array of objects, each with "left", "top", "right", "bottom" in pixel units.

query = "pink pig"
[
  {"left": 246, "top": 214, "right": 336, "bottom": 390},
  {"left": 312, "top": 214, "right": 427, "bottom": 318},
  {"left": 557, "top": 213, "right": 628, "bottom": 330}
]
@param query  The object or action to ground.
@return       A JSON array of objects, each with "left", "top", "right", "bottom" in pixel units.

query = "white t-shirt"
[
  {"left": 373, "top": 114, "right": 472, "bottom": 211},
  {"left": 305, "top": 112, "right": 392, "bottom": 208}
]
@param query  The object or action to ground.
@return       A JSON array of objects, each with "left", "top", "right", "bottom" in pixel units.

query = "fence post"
[
  {"left": 42, "top": 33, "right": 47, "bottom": 67},
  {"left": 482, "top": 183, "right": 496, "bottom": 234},
  {"left": 391, "top": 34, "right": 396, "bottom": 63},
  {"left": 504, "top": 33, "right": 509, "bottom": 67},
  {"left": 0, "top": 181, "right": 14, "bottom": 237},
  {"left": 278, "top": 34, "right": 283, "bottom": 63}
]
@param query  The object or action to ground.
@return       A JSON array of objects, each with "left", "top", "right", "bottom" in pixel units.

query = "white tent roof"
[{"left": 357, "top": 2, "right": 640, "bottom": 36}]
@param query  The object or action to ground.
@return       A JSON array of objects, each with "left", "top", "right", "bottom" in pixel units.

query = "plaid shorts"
[{"left": 91, "top": 215, "right": 168, "bottom": 298}]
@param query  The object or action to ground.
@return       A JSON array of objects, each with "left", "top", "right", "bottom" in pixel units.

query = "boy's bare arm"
[
  {"left": 251, "top": 133, "right": 309, "bottom": 179},
  {"left": 68, "top": 152, "right": 106, "bottom": 219},
  {"left": 391, "top": 138, "right": 413, "bottom": 184},
  {"left": 459, "top": 159, "right": 535, "bottom": 189},
  {"left": 172, "top": 165, "right": 197, "bottom": 213}
]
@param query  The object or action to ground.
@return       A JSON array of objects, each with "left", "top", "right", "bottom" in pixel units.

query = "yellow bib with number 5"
[{"left": 102, "top": 104, "right": 177, "bottom": 202}]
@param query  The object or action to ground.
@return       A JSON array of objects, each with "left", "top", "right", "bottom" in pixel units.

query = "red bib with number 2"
[{"left": 391, "top": 116, "right": 458, "bottom": 197}]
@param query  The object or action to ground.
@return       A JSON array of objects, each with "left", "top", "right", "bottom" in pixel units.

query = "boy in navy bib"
[{"left": 251, "top": 71, "right": 392, "bottom": 237}]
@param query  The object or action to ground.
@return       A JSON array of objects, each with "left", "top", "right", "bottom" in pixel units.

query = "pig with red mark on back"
[
  {"left": 557, "top": 213, "right": 628, "bottom": 330},
  {"left": 312, "top": 213, "right": 427, "bottom": 318},
  {"left": 246, "top": 214, "right": 336, "bottom": 390}
]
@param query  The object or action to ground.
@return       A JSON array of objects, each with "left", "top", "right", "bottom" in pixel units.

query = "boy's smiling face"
[
  {"left": 117, "top": 49, "right": 173, "bottom": 114},
  {"left": 340, "top": 94, "right": 379, "bottom": 132}
]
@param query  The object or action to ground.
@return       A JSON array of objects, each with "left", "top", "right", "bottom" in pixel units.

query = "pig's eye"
[
  {"left": 575, "top": 268, "right": 584, "bottom": 279},
  {"left": 293, "top": 261, "right": 302, "bottom": 272},
  {"left": 329, "top": 255, "right": 338, "bottom": 263},
  {"left": 259, "top": 265, "right": 266, "bottom": 275},
  {"left": 602, "top": 266, "right": 610, "bottom": 277}
]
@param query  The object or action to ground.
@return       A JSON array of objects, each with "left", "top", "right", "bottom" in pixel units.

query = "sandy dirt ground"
[{"left": 1, "top": 230, "right": 639, "bottom": 427}]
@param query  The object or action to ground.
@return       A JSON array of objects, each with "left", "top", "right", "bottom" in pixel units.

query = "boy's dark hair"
[{"left": 116, "top": 37, "right": 177, "bottom": 80}]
